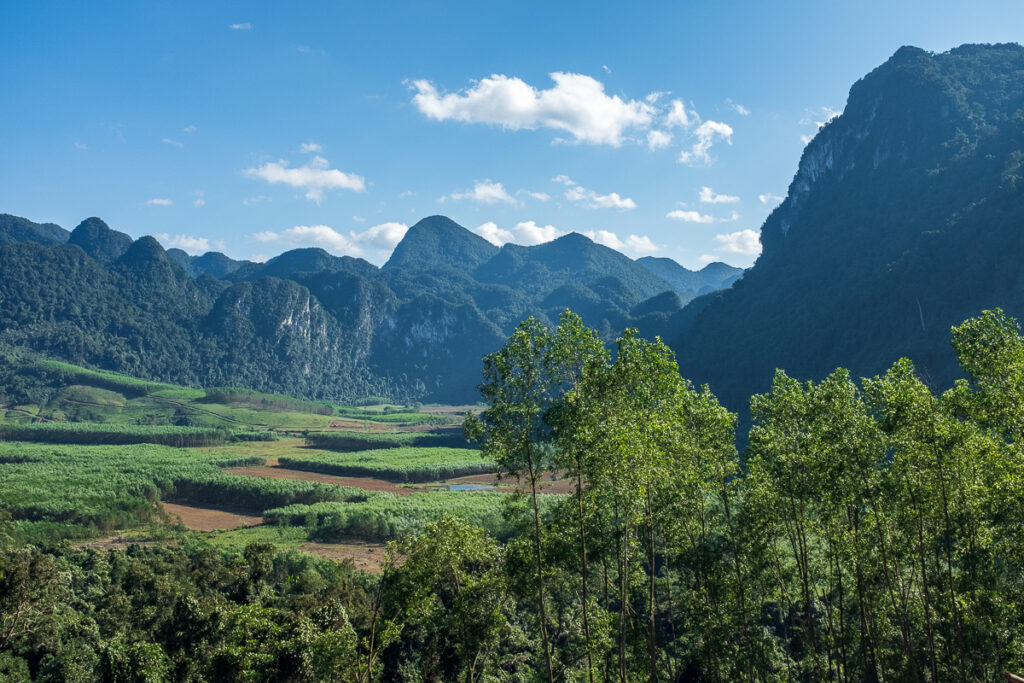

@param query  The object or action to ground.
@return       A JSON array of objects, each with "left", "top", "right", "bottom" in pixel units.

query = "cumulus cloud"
[
  {"left": 714, "top": 229, "right": 761, "bottom": 255},
  {"left": 253, "top": 221, "right": 410, "bottom": 263},
  {"left": 473, "top": 221, "right": 562, "bottom": 246},
  {"left": 183, "top": 125, "right": 197, "bottom": 134},
  {"left": 582, "top": 229, "right": 658, "bottom": 256},
  {"left": 245, "top": 156, "right": 365, "bottom": 203},
  {"left": 155, "top": 233, "right": 224, "bottom": 255},
  {"left": 410, "top": 72, "right": 655, "bottom": 146},
  {"left": 699, "top": 186, "right": 740, "bottom": 204},
  {"left": 759, "top": 192, "right": 784, "bottom": 205},
  {"left": 555, "top": 175, "right": 636, "bottom": 210},
  {"left": 666, "top": 209, "right": 713, "bottom": 223},
  {"left": 663, "top": 99, "right": 691, "bottom": 128},
  {"left": 697, "top": 254, "right": 719, "bottom": 265},
  {"left": 719, "top": 211, "right": 741, "bottom": 223},
  {"left": 647, "top": 130, "right": 672, "bottom": 150},
  {"left": 229, "top": 22, "right": 252, "bottom": 30},
  {"left": 444, "top": 180, "right": 517, "bottom": 205},
  {"left": 679, "top": 120, "right": 733, "bottom": 165},
  {"left": 300, "top": 142, "right": 322, "bottom": 153},
  {"left": 146, "top": 198, "right": 173, "bottom": 206},
  {"left": 162, "top": 138, "right": 183, "bottom": 148},
  {"left": 193, "top": 192, "right": 206, "bottom": 207},
  {"left": 518, "top": 189, "right": 550, "bottom": 201}
]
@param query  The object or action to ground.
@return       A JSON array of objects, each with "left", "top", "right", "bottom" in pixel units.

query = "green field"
[{"left": 278, "top": 446, "right": 495, "bottom": 482}]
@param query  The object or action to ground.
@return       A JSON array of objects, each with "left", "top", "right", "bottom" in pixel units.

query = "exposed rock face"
[{"left": 673, "top": 43, "right": 1024, "bottom": 412}]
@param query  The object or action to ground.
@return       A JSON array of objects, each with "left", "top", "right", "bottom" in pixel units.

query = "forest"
[{"left": 1, "top": 307, "right": 1023, "bottom": 681}]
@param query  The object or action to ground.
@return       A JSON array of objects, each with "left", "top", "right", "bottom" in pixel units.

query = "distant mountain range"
[{"left": 0, "top": 212, "right": 740, "bottom": 402}]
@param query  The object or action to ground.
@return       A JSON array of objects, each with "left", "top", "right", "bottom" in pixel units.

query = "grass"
[{"left": 279, "top": 447, "right": 495, "bottom": 483}]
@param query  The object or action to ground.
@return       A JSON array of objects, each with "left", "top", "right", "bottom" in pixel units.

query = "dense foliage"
[{"left": 2, "top": 308, "right": 1024, "bottom": 680}]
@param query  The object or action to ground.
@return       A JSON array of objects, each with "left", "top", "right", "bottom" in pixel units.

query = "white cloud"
[
  {"left": 714, "top": 229, "right": 761, "bottom": 255},
  {"left": 664, "top": 99, "right": 691, "bottom": 128},
  {"left": 146, "top": 198, "right": 173, "bottom": 206},
  {"left": 252, "top": 222, "right": 409, "bottom": 264},
  {"left": 645, "top": 91, "right": 669, "bottom": 104},
  {"left": 245, "top": 155, "right": 365, "bottom": 203},
  {"left": 229, "top": 22, "right": 252, "bottom": 30},
  {"left": 518, "top": 189, "right": 551, "bottom": 201},
  {"left": 555, "top": 175, "right": 635, "bottom": 210},
  {"left": 719, "top": 211, "right": 740, "bottom": 223},
  {"left": 474, "top": 220, "right": 562, "bottom": 246},
  {"left": 183, "top": 125, "right": 197, "bottom": 134},
  {"left": 697, "top": 254, "right": 718, "bottom": 265},
  {"left": 300, "top": 141, "right": 322, "bottom": 153},
  {"left": 647, "top": 130, "right": 672, "bottom": 150},
  {"left": 254, "top": 225, "right": 354, "bottom": 253},
  {"left": 474, "top": 222, "right": 515, "bottom": 246},
  {"left": 193, "top": 192, "right": 206, "bottom": 207},
  {"left": 352, "top": 215, "right": 366, "bottom": 223},
  {"left": 699, "top": 186, "right": 739, "bottom": 204},
  {"left": 666, "top": 209, "right": 713, "bottom": 223},
  {"left": 410, "top": 72, "right": 655, "bottom": 146},
  {"left": 444, "top": 180, "right": 517, "bottom": 205},
  {"left": 155, "top": 233, "right": 224, "bottom": 255},
  {"left": 679, "top": 120, "right": 733, "bottom": 165},
  {"left": 726, "top": 98, "right": 750, "bottom": 116},
  {"left": 759, "top": 192, "right": 784, "bottom": 205},
  {"left": 73, "top": 141, "right": 88, "bottom": 150},
  {"left": 162, "top": 138, "right": 183, "bottom": 148},
  {"left": 399, "top": 190, "right": 415, "bottom": 198},
  {"left": 514, "top": 221, "right": 562, "bottom": 245},
  {"left": 582, "top": 229, "right": 658, "bottom": 256},
  {"left": 602, "top": 65, "right": 611, "bottom": 74},
  {"left": 243, "top": 195, "right": 270, "bottom": 206}
]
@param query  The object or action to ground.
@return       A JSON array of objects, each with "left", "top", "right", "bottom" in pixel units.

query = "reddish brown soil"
[
  {"left": 225, "top": 465, "right": 414, "bottom": 496},
  {"left": 161, "top": 502, "right": 264, "bottom": 531},
  {"left": 299, "top": 540, "right": 389, "bottom": 573},
  {"left": 446, "top": 471, "right": 577, "bottom": 495}
]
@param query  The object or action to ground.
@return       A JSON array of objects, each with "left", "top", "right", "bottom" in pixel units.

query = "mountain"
[
  {"left": 68, "top": 217, "right": 133, "bottom": 264},
  {"left": 0, "top": 209, "right": 733, "bottom": 402},
  {"left": 384, "top": 215, "right": 499, "bottom": 272},
  {"left": 672, "top": 43, "right": 1024, "bottom": 412},
  {"left": 636, "top": 257, "right": 743, "bottom": 304},
  {"left": 0, "top": 214, "right": 69, "bottom": 247}
]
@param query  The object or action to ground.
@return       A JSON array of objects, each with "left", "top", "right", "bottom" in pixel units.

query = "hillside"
[
  {"left": 672, "top": 43, "right": 1024, "bottom": 410},
  {"left": 0, "top": 212, "right": 728, "bottom": 402}
]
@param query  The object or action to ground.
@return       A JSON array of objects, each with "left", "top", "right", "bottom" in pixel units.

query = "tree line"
[{"left": 455, "top": 309, "right": 1024, "bottom": 682}]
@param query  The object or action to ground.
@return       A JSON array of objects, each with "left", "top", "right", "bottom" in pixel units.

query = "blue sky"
[{"left": 2, "top": 1, "right": 1021, "bottom": 269}]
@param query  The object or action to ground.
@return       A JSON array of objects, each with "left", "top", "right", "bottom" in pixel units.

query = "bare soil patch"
[
  {"left": 225, "top": 464, "right": 414, "bottom": 496},
  {"left": 300, "top": 540, "right": 389, "bottom": 573},
  {"left": 161, "top": 502, "right": 264, "bottom": 531},
  {"left": 328, "top": 418, "right": 388, "bottom": 431}
]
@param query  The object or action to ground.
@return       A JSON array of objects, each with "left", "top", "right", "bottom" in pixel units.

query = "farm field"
[{"left": 0, "top": 356, "right": 550, "bottom": 571}]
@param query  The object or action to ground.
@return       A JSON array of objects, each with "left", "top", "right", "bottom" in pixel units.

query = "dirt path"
[
  {"left": 300, "top": 540, "right": 389, "bottom": 573},
  {"left": 161, "top": 501, "right": 264, "bottom": 531},
  {"left": 224, "top": 464, "right": 415, "bottom": 496}
]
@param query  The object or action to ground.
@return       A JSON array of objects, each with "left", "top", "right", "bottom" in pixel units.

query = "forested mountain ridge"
[
  {"left": 0, "top": 212, "right": 718, "bottom": 402},
  {"left": 673, "top": 42, "right": 1024, "bottom": 410}
]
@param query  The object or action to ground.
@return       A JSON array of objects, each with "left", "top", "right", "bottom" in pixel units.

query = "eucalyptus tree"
[{"left": 465, "top": 313, "right": 604, "bottom": 682}]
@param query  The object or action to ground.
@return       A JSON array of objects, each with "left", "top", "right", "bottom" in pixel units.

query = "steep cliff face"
[{"left": 674, "top": 43, "right": 1024, "bottom": 411}]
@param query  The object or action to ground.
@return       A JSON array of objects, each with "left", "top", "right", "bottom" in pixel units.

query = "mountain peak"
[
  {"left": 69, "top": 217, "right": 133, "bottom": 264},
  {"left": 384, "top": 215, "right": 498, "bottom": 271}
]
